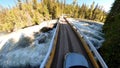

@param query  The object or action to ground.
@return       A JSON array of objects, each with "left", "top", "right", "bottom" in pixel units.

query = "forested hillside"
[
  {"left": 0, "top": 0, "right": 107, "bottom": 32},
  {"left": 99, "top": 0, "right": 120, "bottom": 67}
]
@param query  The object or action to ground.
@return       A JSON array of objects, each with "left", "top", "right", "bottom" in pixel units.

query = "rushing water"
[
  {"left": 0, "top": 18, "right": 104, "bottom": 67},
  {"left": 0, "top": 20, "right": 57, "bottom": 68},
  {"left": 68, "top": 18, "right": 104, "bottom": 49}
]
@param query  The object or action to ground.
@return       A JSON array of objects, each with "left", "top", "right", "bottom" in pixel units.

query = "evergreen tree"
[
  {"left": 92, "top": 4, "right": 98, "bottom": 20},
  {"left": 72, "top": 0, "right": 77, "bottom": 6},
  {"left": 89, "top": 2, "right": 95, "bottom": 19},
  {"left": 26, "top": 0, "right": 29, "bottom": 4},
  {"left": 79, "top": 4, "right": 86, "bottom": 19},
  {"left": 0, "top": 0, "right": 107, "bottom": 32},
  {"left": 18, "top": 0, "right": 22, "bottom": 10},
  {"left": 33, "top": 0, "right": 37, "bottom": 10},
  {"left": 100, "top": 0, "right": 120, "bottom": 67}
]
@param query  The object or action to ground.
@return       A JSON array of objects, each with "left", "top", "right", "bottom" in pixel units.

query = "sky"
[
  {"left": 67, "top": 0, "right": 115, "bottom": 12},
  {"left": 0, "top": 0, "right": 115, "bottom": 12}
]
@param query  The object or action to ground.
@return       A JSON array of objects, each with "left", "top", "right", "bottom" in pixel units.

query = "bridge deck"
[{"left": 51, "top": 21, "right": 94, "bottom": 68}]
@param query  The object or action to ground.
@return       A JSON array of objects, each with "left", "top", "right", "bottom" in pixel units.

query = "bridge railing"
[
  {"left": 40, "top": 20, "right": 59, "bottom": 68},
  {"left": 67, "top": 18, "right": 108, "bottom": 68}
]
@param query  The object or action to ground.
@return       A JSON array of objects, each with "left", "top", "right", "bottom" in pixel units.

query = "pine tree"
[
  {"left": 89, "top": 2, "right": 95, "bottom": 19},
  {"left": 33, "top": 0, "right": 37, "bottom": 10},
  {"left": 72, "top": 0, "right": 77, "bottom": 6},
  {"left": 18, "top": 0, "right": 22, "bottom": 10},
  {"left": 100, "top": 0, "right": 120, "bottom": 67},
  {"left": 0, "top": 0, "right": 107, "bottom": 32},
  {"left": 92, "top": 4, "right": 98, "bottom": 20},
  {"left": 26, "top": 0, "right": 29, "bottom": 4}
]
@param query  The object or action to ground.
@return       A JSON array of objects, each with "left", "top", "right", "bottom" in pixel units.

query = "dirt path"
[{"left": 51, "top": 21, "right": 93, "bottom": 68}]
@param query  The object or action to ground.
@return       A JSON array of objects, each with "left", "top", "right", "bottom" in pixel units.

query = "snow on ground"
[
  {"left": 0, "top": 20, "right": 57, "bottom": 68},
  {"left": 67, "top": 18, "right": 104, "bottom": 49}
]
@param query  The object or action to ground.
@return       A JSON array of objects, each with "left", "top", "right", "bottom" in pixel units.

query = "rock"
[
  {"left": 40, "top": 27, "right": 53, "bottom": 33},
  {"left": 36, "top": 33, "right": 48, "bottom": 43},
  {"left": 40, "top": 23, "right": 57, "bottom": 32}
]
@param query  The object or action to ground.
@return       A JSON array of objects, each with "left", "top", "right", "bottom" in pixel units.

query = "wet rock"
[
  {"left": 40, "top": 23, "right": 57, "bottom": 32},
  {"left": 53, "top": 23, "right": 57, "bottom": 28},
  {"left": 40, "top": 27, "right": 53, "bottom": 33},
  {"left": 36, "top": 33, "right": 49, "bottom": 43}
]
